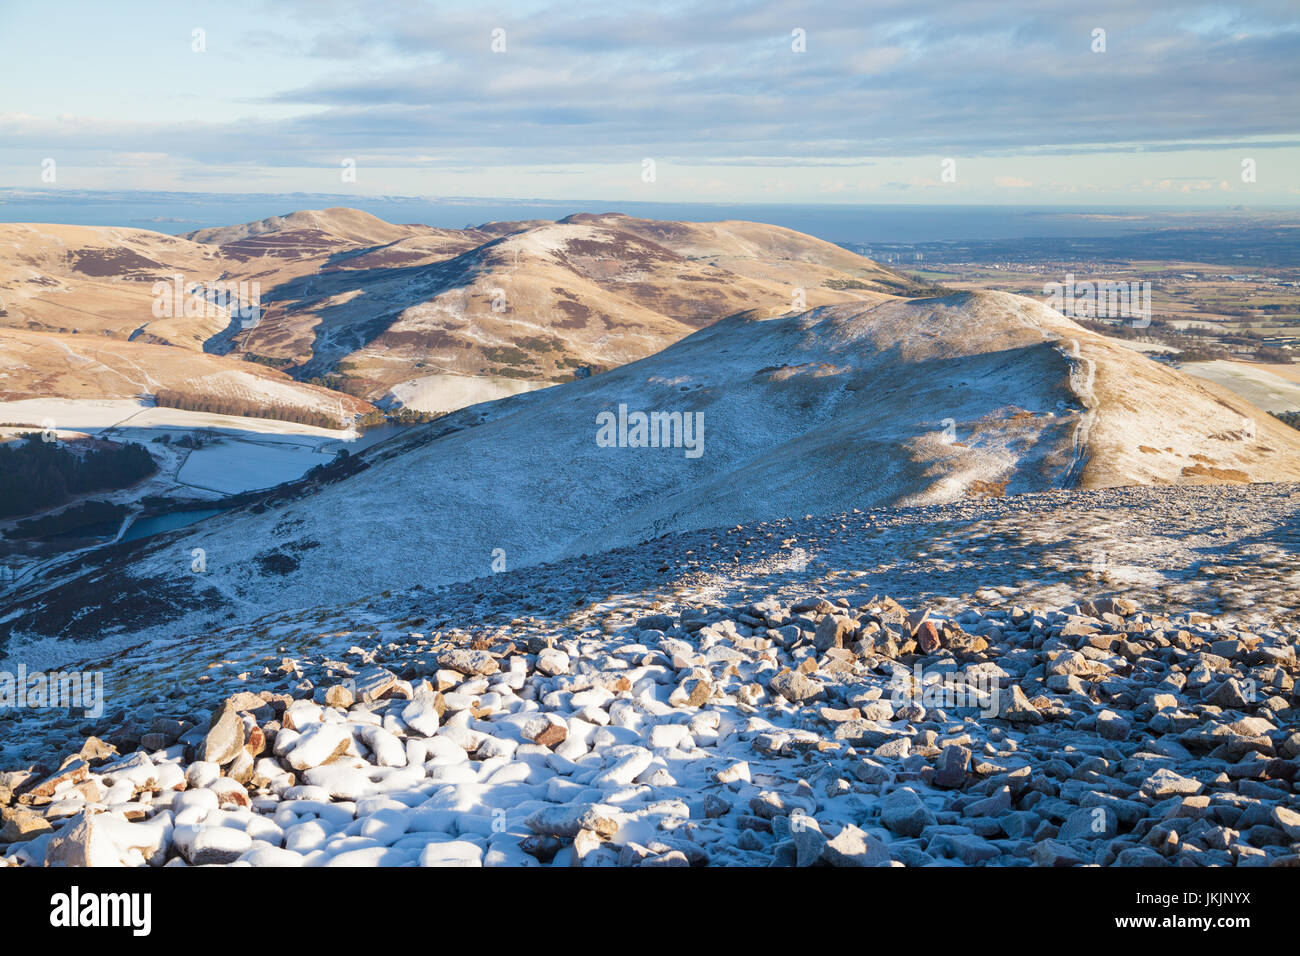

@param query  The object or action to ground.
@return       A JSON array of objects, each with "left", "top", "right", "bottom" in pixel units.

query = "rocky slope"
[{"left": 1, "top": 483, "right": 1297, "bottom": 867}]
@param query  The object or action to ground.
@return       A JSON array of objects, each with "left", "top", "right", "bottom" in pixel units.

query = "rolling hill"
[
  {"left": 6, "top": 288, "right": 1298, "bottom": 654},
  {"left": 0, "top": 208, "right": 919, "bottom": 417}
]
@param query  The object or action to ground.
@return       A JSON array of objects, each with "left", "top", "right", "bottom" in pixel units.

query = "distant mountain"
[
  {"left": 0, "top": 208, "right": 919, "bottom": 416},
  {"left": 8, "top": 289, "right": 1298, "bottom": 651},
  {"left": 180, "top": 208, "right": 921, "bottom": 409}
]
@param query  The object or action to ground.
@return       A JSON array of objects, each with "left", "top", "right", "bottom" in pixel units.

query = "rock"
[
  {"left": 914, "top": 620, "right": 942, "bottom": 654},
  {"left": 997, "top": 685, "right": 1043, "bottom": 724},
  {"left": 592, "top": 746, "right": 653, "bottom": 788},
  {"left": 520, "top": 835, "right": 563, "bottom": 862},
  {"left": 77, "top": 737, "right": 118, "bottom": 764},
  {"left": 769, "top": 670, "right": 823, "bottom": 703},
  {"left": 814, "top": 615, "right": 856, "bottom": 652},
  {"left": 966, "top": 785, "right": 1011, "bottom": 817},
  {"left": 1272, "top": 805, "right": 1300, "bottom": 840},
  {"left": 791, "top": 818, "right": 827, "bottom": 866},
  {"left": 184, "top": 761, "right": 220, "bottom": 791},
  {"left": 931, "top": 832, "right": 1000, "bottom": 864},
  {"left": 244, "top": 724, "right": 266, "bottom": 758},
  {"left": 1209, "top": 678, "right": 1256, "bottom": 709},
  {"left": 46, "top": 812, "right": 122, "bottom": 867},
  {"left": 642, "top": 849, "right": 690, "bottom": 867},
  {"left": 648, "top": 724, "right": 692, "bottom": 750},
  {"left": 525, "top": 803, "right": 622, "bottom": 839},
  {"left": 284, "top": 723, "right": 352, "bottom": 771},
  {"left": 1115, "top": 845, "right": 1169, "bottom": 867},
  {"left": 874, "top": 737, "right": 911, "bottom": 759},
  {"left": 1032, "top": 839, "right": 1086, "bottom": 867},
  {"left": 173, "top": 823, "right": 252, "bottom": 865},
  {"left": 1094, "top": 597, "right": 1137, "bottom": 617},
  {"left": 323, "top": 683, "right": 354, "bottom": 709},
  {"left": 637, "top": 613, "right": 676, "bottom": 631},
  {"left": 669, "top": 676, "right": 712, "bottom": 708},
  {"left": 933, "top": 744, "right": 971, "bottom": 788},
  {"left": 419, "top": 840, "right": 484, "bottom": 867},
  {"left": 437, "top": 649, "right": 499, "bottom": 677},
  {"left": 1141, "top": 768, "right": 1203, "bottom": 798},
  {"left": 25, "top": 759, "right": 91, "bottom": 799},
  {"left": 209, "top": 777, "right": 250, "bottom": 807},
  {"left": 822, "top": 824, "right": 890, "bottom": 867},
  {"left": 880, "top": 788, "right": 935, "bottom": 837},
  {"left": 522, "top": 714, "right": 568, "bottom": 749},
  {"left": 703, "top": 794, "right": 731, "bottom": 818},
  {"left": 401, "top": 691, "right": 444, "bottom": 736},
  {"left": 1059, "top": 806, "right": 1117, "bottom": 841},
  {"left": 354, "top": 667, "right": 400, "bottom": 702},
  {"left": 1096, "top": 710, "right": 1131, "bottom": 741},
  {"left": 535, "top": 649, "right": 570, "bottom": 677},
  {"left": 714, "top": 761, "right": 750, "bottom": 785},
  {"left": 1, "top": 810, "right": 53, "bottom": 843},
  {"left": 201, "top": 702, "right": 246, "bottom": 766}
]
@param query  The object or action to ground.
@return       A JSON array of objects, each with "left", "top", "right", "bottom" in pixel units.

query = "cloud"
[{"left": 2, "top": 0, "right": 1298, "bottom": 200}]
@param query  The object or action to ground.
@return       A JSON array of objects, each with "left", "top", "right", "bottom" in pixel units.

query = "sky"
[{"left": 1, "top": 0, "right": 1298, "bottom": 205}]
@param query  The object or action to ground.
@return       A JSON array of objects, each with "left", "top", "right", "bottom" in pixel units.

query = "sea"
[{"left": 0, "top": 189, "right": 1248, "bottom": 245}]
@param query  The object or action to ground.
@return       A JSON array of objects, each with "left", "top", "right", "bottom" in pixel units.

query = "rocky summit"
[{"left": 1, "top": 483, "right": 1297, "bottom": 867}]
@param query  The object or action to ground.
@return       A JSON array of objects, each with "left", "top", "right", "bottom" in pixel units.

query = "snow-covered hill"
[{"left": 6, "top": 289, "right": 1299, "bottom": 657}]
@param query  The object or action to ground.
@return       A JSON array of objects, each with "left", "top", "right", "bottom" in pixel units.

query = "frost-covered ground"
[
  {"left": 0, "top": 483, "right": 1296, "bottom": 867},
  {"left": 1181, "top": 360, "right": 1300, "bottom": 414},
  {"left": 0, "top": 397, "right": 357, "bottom": 442},
  {"left": 9, "top": 292, "right": 1299, "bottom": 667},
  {"left": 387, "top": 372, "right": 545, "bottom": 414},
  {"left": 176, "top": 440, "right": 335, "bottom": 495}
]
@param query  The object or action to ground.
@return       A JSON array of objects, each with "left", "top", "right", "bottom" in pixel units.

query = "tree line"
[
  {"left": 0, "top": 436, "right": 157, "bottom": 519},
  {"left": 153, "top": 388, "right": 342, "bottom": 430}
]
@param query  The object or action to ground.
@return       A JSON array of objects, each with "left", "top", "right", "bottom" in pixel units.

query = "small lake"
[
  {"left": 319, "top": 423, "right": 413, "bottom": 455},
  {"left": 121, "top": 507, "right": 230, "bottom": 542}
]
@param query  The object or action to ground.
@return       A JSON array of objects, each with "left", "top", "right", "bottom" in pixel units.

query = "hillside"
[
  {"left": 2, "top": 482, "right": 1297, "bottom": 868},
  {"left": 6, "top": 289, "right": 1299, "bottom": 652},
  {"left": 188, "top": 209, "right": 917, "bottom": 406},
  {"left": 0, "top": 209, "right": 918, "bottom": 417}
]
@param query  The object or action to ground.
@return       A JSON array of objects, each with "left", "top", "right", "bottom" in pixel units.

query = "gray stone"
[
  {"left": 768, "top": 670, "right": 824, "bottom": 703},
  {"left": 822, "top": 824, "right": 891, "bottom": 867},
  {"left": 880, "top": 788, "right": 935, "bottom": 837},
  {"left": 1059, "top": 806, "right": 1117, "bottom": 841}
]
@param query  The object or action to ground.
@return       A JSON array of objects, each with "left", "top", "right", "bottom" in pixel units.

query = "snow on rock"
[
  {"left": 3, "top": 482, "right": 1300, "bottom": 868},
  {"left": 5, "top": 566, "right": 1299, "bottom": 869}
]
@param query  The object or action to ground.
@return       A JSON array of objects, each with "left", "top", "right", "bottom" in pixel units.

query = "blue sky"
[{"left": 1, "top": 0, "right": 1298, "bottom": 204}]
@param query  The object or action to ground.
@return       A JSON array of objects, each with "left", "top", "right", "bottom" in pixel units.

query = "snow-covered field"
[
  {"left": 1099, "top": 335, "right": 1178, "bottom": 354},
  {"left": 177, "top": 440, "right": 336, "bottom": 495},
  {"left": 388, "top": 373, "right": 545, "bottom": 413},
  {"left": 1180, "top": 360, "right": 1300, "bottom": 413},
  {"left": 0, "top": 398, "right": 355, "bottom": 442}
]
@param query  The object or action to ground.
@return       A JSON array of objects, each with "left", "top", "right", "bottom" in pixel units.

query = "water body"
[
  {"left": 120, "top": 507, "right": 230, "bottom": 542},
  {"left": 0, "top": 190, "right": 1235, "bottom": 244},
  {"left": 323, "top": 423, "right": 413, "bottom": 455}
]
